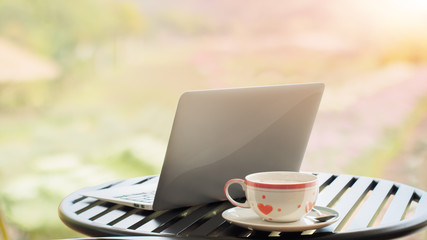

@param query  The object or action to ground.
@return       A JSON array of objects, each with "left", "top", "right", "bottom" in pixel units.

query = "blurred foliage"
[
  {"left": 0, "top": 0, "right": 146, "bottom": 67},
  {"left": 0, "top": 0, "right": 426, "bottom": 239},
  {"left": 0, "top": 0, "right": 158, "bottom": 239},
  {"left": 0, "top": 81, "right": 52, "bottom": 108},
  {"left": 348, "top": 95, "right": 427, "bottom": 177}
]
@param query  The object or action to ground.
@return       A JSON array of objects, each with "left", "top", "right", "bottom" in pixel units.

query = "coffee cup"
[{"left": 224, "top": 171, "right": 318, "bottom": 222}]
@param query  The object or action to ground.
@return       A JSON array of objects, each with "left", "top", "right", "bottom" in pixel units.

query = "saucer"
[{"left": 222, "top": 206, "right": 339, "bottom": 232}]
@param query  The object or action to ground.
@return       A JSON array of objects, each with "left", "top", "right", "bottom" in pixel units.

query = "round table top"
[{"left": 59, "top": 172, "right": 427, "bottom": 240}]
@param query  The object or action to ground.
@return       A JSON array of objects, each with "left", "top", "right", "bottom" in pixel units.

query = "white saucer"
[{"left": 222, "top": 206, "right": 339, "bottom": 232}]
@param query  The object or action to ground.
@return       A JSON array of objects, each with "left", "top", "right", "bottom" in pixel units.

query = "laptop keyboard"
[{"left": 116, "top": 191, "right": 156, "bottom": 204}]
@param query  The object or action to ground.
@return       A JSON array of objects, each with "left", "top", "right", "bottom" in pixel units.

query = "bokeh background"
[{"left": 0, "top": 0, "right": 426, "bottom": 239}]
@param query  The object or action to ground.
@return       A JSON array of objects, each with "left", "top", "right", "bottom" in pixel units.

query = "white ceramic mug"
[{"left": 224, "top": 171, "right": 318, "bottom": 222}]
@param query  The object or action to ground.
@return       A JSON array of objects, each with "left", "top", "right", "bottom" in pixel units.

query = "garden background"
[{"left": 0, "top": 0, "right": 426, "bottom": 239}]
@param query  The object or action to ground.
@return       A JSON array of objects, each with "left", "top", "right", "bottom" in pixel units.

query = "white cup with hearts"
[{"left": 224, "top": 171, "right": 318, "bottom": 222}]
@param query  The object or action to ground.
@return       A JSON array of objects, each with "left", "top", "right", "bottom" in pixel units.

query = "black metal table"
[{"left": 59, "top": 173, "right": 427, "bottom": 240}]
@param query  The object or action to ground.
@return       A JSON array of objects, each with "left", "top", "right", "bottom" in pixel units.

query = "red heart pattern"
[
  {"left": 305, "top": 201, "right": 315, "bottom": 213},
  {"left": 257, "top": 203, "right": 273, "bottom": 215}
]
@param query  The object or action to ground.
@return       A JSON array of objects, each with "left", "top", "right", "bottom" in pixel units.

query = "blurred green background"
[{"left": 0, "top": 0, "right": 426, "bottom": 239}]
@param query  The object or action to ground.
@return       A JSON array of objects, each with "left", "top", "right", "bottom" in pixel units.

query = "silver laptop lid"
[{"left": 153, "top": 83, "right": 324, "bottom": 210}]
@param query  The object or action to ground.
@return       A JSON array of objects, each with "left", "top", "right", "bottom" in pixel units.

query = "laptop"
[{"left": 82, "top": 83, "right": 324, "bottom": 211}]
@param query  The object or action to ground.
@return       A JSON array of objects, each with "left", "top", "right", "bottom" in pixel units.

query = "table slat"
[
  {"left": 190, "top": 213, "right": 227, "bottom": 237},
  {"left": 77, "top": 204, "right": 112, "bottom": 220},
  {"left": 92, "top": 206, "right": 130, "bottom": 225},
  {"left": 414, "top": 191, "right": 427, "bottom": 219},
  {"left": 161, "top": 203, "right": 222, "bottom": 235},
  {"left": 315, "top": 176, "right": 374, "bottom": 233},
  {"left": 216, "top": 223, "right": 251, "bottom": 238},
  {"left": 113, "top": 215, "right": 146, "bottom": 230},
  {"left": 59, "top": 174, "right": 427, "bottom": 240},
  {"left": 107, "top": 208, "right": 141, "bottom": 227},
  {"left": 381, "top": 184, "right": 415, "bottom": 225},
  {"left": 316, "top": 174, "right": 354, "bottom": 207},
  {"left": 74, "top": 199, "right": 103, "bottom": 214},
  {"left": 249, "top": 230, "right": 273, "bottom": 238},
  {"left": 346, "top": 180, "right": 395, "bottom": 230},
  {"left": 316, "top": 173, "right": 334, "bottom": 188},
  {"left": 136, "top": 208, "right": 186, "bottom": 233},
  {"left": 188, "top": 202, "right": 232, "bottom": 237}
]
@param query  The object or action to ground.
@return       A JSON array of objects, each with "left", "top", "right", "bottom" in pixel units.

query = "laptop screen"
[{"left": 153, "top": 83, "right": 324, "bottom": 210}]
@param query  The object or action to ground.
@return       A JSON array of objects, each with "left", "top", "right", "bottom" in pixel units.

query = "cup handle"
[{"left": 224, "top": 178, "right": 250, "bottom": 208}]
